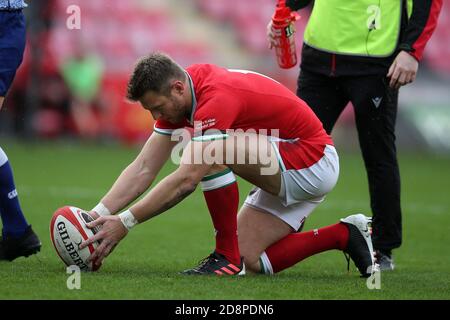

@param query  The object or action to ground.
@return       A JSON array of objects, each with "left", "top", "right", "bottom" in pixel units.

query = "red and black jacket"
[{"left": 286, "top": 0, "right": 443, "bottom": 76}]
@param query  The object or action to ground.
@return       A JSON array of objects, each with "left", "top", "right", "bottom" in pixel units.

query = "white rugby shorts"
[{"left": 243, "top": 145, "right": 339, "bottom": 231}]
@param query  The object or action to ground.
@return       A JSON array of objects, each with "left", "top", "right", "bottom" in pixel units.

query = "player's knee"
[
  {"left": 243, "top": 255, "right": 261, "bottom": 273},
  {"left": 240, "top": 251, "right": 262, "bottom": 273},
  {"left": 205, "top": 164, "right": 229, "bottom": 176}
]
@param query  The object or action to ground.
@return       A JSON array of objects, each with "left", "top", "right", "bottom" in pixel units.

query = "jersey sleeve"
[
  {"left": 399, "top": 0, "right": 443, "bottom": 61},
  {"left": 153, "top": 119, "right": 189, "bottom": 136}
]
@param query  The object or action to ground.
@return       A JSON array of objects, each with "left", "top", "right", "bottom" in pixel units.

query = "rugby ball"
[{"left": 50, "top": 206, "right": 101, "bottom": 271}]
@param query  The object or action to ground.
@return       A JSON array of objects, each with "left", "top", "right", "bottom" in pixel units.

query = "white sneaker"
[{"left": 340, "top": 214, "right": 378, "bottom": 277}]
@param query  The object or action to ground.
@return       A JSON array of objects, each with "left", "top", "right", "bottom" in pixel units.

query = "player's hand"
[
  {"left": 267, "top": 20, "right": 276, "bottom": 49},
  {"left": 80, "top": 215, "right": 128, "bottom": 267},
  {"left": 387, "top": 51, "right": 419, "bottom": 90},
  {"left": 89, "top": 211, "right": 100, "bottom": 220}
]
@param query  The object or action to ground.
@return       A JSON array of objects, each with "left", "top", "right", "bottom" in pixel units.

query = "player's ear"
[{"left": 171, "top": 80, "right": 185, "bottom": 95}]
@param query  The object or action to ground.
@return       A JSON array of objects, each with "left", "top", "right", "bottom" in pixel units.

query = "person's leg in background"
[
  {"left": 0, "top": 10, "right": 41, "bottom": 261},
  {"left": 297, "top": 69, "right": 350, "bottom": 134},
  {"left": 345, "top": 75, "right": 402, "bottom": 270},
  {"left": 0, "top": 146, "right": 41, "bottom": 261}
]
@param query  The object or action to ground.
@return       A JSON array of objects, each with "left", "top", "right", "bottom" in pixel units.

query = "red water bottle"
[{"left": 271, "top": 0, "right": 300, "bottom": 69}]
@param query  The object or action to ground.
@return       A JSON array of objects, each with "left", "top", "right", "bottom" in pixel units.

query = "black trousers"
[{"left": 297, "top": 69, "right": 402, "bottom": 251}]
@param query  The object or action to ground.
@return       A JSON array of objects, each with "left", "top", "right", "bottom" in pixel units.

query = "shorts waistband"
[{"left": 0, "top": 8, "right": 23, "bottom": 11}]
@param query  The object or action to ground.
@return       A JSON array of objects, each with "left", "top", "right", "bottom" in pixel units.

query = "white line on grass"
[
  {"left": 16, "top": 186, "right": 448, "bottom": 214},
  {"left": 18, "top": 185, "right": 105, "bottom": 199}
]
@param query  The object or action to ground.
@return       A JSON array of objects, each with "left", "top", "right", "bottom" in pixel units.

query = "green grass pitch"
[{"left": 0, "top": 140, "right": 449, "bottom": 299}]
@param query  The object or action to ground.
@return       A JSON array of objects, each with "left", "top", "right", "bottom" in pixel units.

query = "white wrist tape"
[
  {"left": 118, "top": 209, "right": 138, "bottom": 230},
  {"left": 92, "top": 202, "right": 111, "bottom": 216}
]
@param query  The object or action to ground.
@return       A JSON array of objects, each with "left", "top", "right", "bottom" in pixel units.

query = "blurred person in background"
[
  {"left": 33, "top": 67, "right": 72, "bottom": 138},
  {"left": 60, "top": 41, "right": 105, "bottom": 139},
  {"left": 267, "top": 0, "right": 442, "bottom": 270},
  {"left": 0, "top": 0, "right": 41, "bottom": 261}
]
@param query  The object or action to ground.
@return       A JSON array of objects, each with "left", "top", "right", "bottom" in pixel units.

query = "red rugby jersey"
[{"left": 154, "top": 64, "right": 333, "bottom": 170}]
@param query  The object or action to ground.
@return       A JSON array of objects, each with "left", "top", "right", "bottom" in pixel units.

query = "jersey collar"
[{"left": 186, "top": 72, "right": 197, "bottom": 125}]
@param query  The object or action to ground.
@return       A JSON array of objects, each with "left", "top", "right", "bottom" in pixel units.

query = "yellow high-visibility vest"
[{"left": 304, "top": 0, "right": 413, "bottom": 57}]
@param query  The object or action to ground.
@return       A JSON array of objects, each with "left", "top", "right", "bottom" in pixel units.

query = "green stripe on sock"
[
  {"left": 259, "top": 257, "right": 266, "bottom": 274},
  {"left": 201, "top": 168, "right": 232, "bottom": 181}
]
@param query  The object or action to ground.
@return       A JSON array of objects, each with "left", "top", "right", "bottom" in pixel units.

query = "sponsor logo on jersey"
[
  {"left": 7, "top": 189, "right": 18, "bottom": 199},
  {"left": 198, "top": 118, "right": 216, "bottom": 130}
]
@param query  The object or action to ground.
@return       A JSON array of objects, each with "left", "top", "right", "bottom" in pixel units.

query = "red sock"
[
  {"left": 263, "top": 222, "right": 349, "bottom": 274},
  {"left": 201, "top": 169, "right": 240, "bottom": 265}
]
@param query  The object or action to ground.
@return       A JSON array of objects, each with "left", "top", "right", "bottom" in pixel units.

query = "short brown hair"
[{"left": 126, "top": 52, "right": 186, "bottom": 101}]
